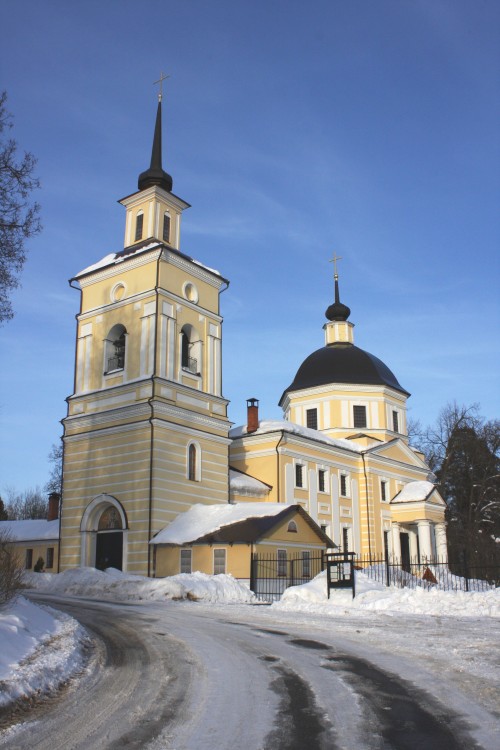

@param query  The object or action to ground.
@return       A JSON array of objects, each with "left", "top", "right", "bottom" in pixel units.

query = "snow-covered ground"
[{"left": 1, "top": 567, "right": 498, "bottom": 716}]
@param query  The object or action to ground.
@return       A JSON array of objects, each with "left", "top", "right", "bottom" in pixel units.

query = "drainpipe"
[
  {"left": 147, "top": 253, "right": 162, "bottom": 577},
  {"left": 361, "top": 452, "right": 372, "bottom": 557},
  {"left": 275, "top": 431, "right": 286, "bottom": 503}
]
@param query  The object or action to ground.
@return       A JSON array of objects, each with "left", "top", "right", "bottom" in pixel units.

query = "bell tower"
[{"left": 59, "top": 89, "right": 231, "bottom": 576}]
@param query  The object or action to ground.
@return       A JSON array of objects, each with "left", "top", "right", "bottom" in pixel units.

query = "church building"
[{"left": 57, "top": 94, "right": 447, "bottom": 579}]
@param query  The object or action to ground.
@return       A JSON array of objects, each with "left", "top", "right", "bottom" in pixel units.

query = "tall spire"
[{"left": 138, "top": 86, "right": 173, "bottom": 193}]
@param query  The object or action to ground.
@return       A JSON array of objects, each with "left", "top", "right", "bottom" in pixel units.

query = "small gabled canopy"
[
  {"left": 150, "top": 502, "right": 334, "bottom": 547},
  {"left": 391, "top": 481, "right": 445, "bottom": 506},
  {"left": 229, "top": 468, "right": 272, "bottom": 498}
]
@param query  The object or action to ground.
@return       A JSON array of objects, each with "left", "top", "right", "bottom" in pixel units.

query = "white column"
[
  {"left": 408, "top": 527, "right": 419, "bottom": 562},
  {"left": 417, "top": 520, "right": 433, "bottom": 562},
  {"left": 391, "top": 522, "right": 402, "bottom": 561},
  {"left": 351, "top": 479, "right": 361, "bottom": 555},
  {"left": 331, "top": 474, "right": 340, "bottom": 548},
  {"left": 435, "top": 522, "right": 448, "bottom": 563}
]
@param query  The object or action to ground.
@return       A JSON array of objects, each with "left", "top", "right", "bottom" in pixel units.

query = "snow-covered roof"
[
  {"left": 229, "top": 420, "right": 363, "bottom": 453},
  {"left": 0, "top": 519, "right": 59, "bottom": 541},
  {"left": 151, "top": 502, "right": 291, "bottom": 545},
  {"left": 75, "top": 241, "right": 222, "bottom": 279},
  {"left": 391, "top": 481, "right": 435, "bottom": 503},
  {"left": 229, "top": 468, "right": 271, "bottom": 496}
]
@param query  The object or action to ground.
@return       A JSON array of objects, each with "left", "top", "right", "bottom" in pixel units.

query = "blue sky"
[{"left": 1, "top": 0, "right": 499, "bottom": 494}]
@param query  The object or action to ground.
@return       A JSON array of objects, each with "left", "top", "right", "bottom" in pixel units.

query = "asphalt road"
[{"left": 1, "top": 596, "right": 497, "bottom": 750}]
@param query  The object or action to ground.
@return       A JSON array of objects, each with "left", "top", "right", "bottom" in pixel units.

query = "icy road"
[{"left": 2, "top": 595, "right": 498, "bottom": 750}]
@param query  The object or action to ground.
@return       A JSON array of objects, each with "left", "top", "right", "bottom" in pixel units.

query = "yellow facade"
[
  {"left": 57, "top": 101, "right": 447, "bottom": 581},
  {"left": 60, "top": 105, "right": 231, "bottom": 576}
]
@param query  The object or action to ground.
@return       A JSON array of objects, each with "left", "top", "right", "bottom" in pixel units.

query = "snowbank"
[
  {"left": 0, "top": 597, "right": 88, "bottom": 707},
  {"left": 276, "top": 570, "right": 500, "bottom": 618},
  {"left": 27, "top": 567, "right": 257, "bottom": 604}
]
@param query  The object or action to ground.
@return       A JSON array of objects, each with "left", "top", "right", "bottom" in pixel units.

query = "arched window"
[
  {"left": 188, "top": 443, "right": 197, "bottom": 481},
  {"left": 180, "top": 325, "right": 200, "bottom": 375},
  {"left": 163, "top": 212, "right": 171, "bottom": 243},
  {"left": 187, "top": 442, "right": 201, "bottom": 481},
  {"left": 105, "top": 324, "right": 127, "bottom": 373},
  {"left": 287, "top": 520, "right": 298, "bottom": 533},
  {"left": 135, "top": 211, "right": 144, "bottom": 242}
]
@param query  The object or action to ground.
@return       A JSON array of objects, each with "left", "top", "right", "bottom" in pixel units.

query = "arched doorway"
[
  {"left": 96, "top": 506, "right": 123, "bottom": 570},
  {"left": 80, "top": 494, "right": 128, "bottom": 571}
]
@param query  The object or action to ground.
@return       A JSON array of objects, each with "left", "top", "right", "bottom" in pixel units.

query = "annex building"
[{"left": 53, "top": 96, "right": 447, "bottom": 580}]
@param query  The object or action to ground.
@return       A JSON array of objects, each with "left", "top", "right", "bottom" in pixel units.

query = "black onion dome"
[
  {"left": 138, "top": 100, "right": 173, "bottom": 192},
  {"left": 325, "top": 276, "right": 350, "bottom": 321},
  {"left": 278, "top": 344, "right": 410, "bottom": 405}
]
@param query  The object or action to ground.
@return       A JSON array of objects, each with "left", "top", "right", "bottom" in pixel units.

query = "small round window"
[
  {"left": 182, "top": 282, "right": 199, "bottom": 304},
  {"left": 111, "top": 282, "right": 126, "bottom": 303}
]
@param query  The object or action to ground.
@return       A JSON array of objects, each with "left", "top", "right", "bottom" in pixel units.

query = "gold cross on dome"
[
  {"left": 154, "top": 72, "right": 170, "bottom": 101},
  {"left": 329, "top": 253, "right": 343, "bottom": 278}
]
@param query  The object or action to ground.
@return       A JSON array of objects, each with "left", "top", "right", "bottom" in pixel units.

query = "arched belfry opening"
[{"left": 80, "top": 495, "right": 128, "bottom": 571}]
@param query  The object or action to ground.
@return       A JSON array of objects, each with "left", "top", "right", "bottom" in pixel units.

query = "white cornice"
[
  {"left": 158, "top": 287, "right": 223, "bottom": 322},
  {"left": 163, "top": 249, "right": 224, "bottom": 289},
  {"left": 152, "top": 401, "right": 230, "bottom": 432},
  {"left": 78, "top": 249, "right": 163, "bottom": 287},
  {"left": 119, "top": 185, "right": 190, "bottom": 212},
  {"left": 282, "top": 383, "right": 408, "bottom": 407},
  {"left": 78, "top": 289, "right": 155, "bottom": 320},
  {"left": 151, "top": 418, "right": 231, "bottom": 445}
]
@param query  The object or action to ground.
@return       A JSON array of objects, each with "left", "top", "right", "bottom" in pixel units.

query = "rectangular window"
[
  {"left": 180, "top": 549, "right": 192, "bottom": 574},
  {"left": 353, "top": 405, "right": 367, "bottom": 428},
  {"left": 306, "top": 408, "right": 318, "bottom": 430},
  {"left": 25, "top": 548, "right": 33, "bottom": 569},
  {"left": 318, "top": 469, "right": 327, "bottom": 493},
  {"left": 392, "top": 410, "right": 399, "bottom": 433},
  {"left": 213, "top": 549, "right": 226, "bottom": 575},
  {"left": 295, "top": 463, "right": 304, "bottom": 488},
  {"left": 340, "top": 474, "right": 348, "bottom": 497},
  {"left": 163, "top": 213, "right": 171, "bottom": 243},
  {"left": 302, "top": 551, "right": 311, "bottom": 578},
  {"left": 46, "top": 547, "right": 54, "bottom": 569},
  {"left": 277, "top": 549, "right": 287, "bottom": 577},
  {"left": 134, "top": 212, "right": 144, "bottom": 242},
  {"left": 381, "top": 480, "right": 387, "bottom": 502},
  {"left": 342, "top": 527, "right": 349, "bottom": 552}
]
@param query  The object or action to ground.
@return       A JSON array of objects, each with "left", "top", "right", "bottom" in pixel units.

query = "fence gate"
[{"left": 250, "top": 551, "right": 325, "bottom": 602}]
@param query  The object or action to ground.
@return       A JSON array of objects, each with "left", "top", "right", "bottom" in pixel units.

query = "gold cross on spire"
[
  {"left": 329, "top": 253, "right": 343, "bottom": 278},
  {"left": 154, "top": 71, "right": 170, "bottom": 102}
]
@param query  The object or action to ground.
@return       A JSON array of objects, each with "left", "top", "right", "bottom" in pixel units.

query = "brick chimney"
[
  {"left": 247, "top": 398, "right": 259, "bottom": 434},
  {"left": 47, "top": 492, "right": 60, "bottom": 521}
]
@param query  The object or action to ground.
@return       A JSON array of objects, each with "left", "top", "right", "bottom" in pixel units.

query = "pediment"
[{"left": 367, "top": 438, "right": 429, "bottom": 470}]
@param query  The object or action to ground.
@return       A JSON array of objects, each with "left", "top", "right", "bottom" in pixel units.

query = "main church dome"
[
  {"left": 279, "top": 342, "right": 410, "bottom": 405},
  {"left": 279, "top": 272, "right": 409, "bottom": 405}
]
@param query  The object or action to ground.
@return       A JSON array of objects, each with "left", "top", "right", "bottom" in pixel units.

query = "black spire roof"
[
  {"left": 325, "top": 274, "right": 351, "bottom": 321},
  {"left": 138, "top": 100, "right": 173, "bottom": 192}
]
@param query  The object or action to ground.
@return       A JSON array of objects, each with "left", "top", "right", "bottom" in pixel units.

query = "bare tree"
[
  {"left": 4, "top": 486, "right": 47, "bottom": 520},
  {"left": 45, "top": 442, "right": 63, "bottom": 495},
  {"left": 0, "top": 91, "right": 41, "bottom": 324},
  {"left": 0, "top": 529, "right": 25, "bottom": 608}
]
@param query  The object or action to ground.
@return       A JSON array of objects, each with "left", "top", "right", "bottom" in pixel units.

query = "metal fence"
[
  {"left": 250, "top": 550, "right": 498, "bottom": 602},
  {"left": 355, "top": 554, "right": 499, "bottom": 593},
  {"left": 250, "top": 552, "right": 325, "bottom": 602}
]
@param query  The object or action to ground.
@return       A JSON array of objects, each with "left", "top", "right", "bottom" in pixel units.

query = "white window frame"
[
  {"left": 186, "top": 440, "right": 202, "bottom": 482},
  {"left": 277, "top": 549, "right": 287, "bottom": 577},
  {"left": 318, "top": 468, "right": 328, "bottom": 494},
  {"left": 180, "top": 548, "right": 192, "bottom": 574},
  {"left": 353, "top": 403, "right": 367, "bottom": 429},
  {"left": 294, "top": 461, "right": 307, "bottom": 489},
  {"left": 339, "top": 472, "right": 350, "bottom": 498},
  {"left": 380, "top": 479, "right": 388, "bottom": 502},
  {"left": 213, "top": 548, "right": 226, "bottom": 575}
]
